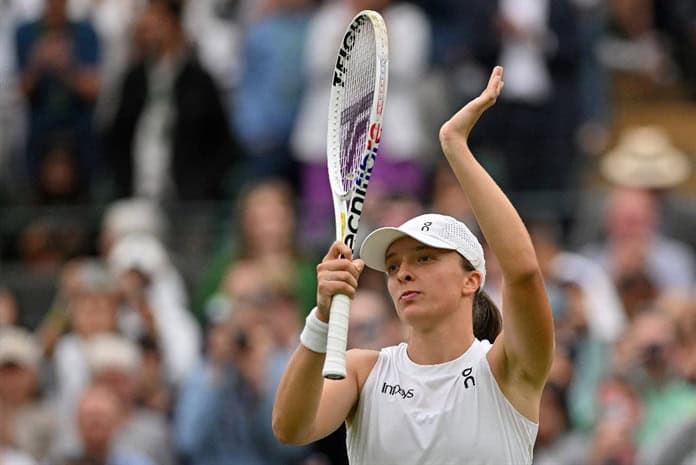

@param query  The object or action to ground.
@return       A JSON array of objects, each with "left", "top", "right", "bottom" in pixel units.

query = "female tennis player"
[{"left": 272, "top": 66, "right": 554, "bottom": 464}]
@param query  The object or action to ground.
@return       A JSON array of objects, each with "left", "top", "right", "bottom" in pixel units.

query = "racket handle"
[{"left": 323, "top": 293, "right": 351, "bottom": 380}]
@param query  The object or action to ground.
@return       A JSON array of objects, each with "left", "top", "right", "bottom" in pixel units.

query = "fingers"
[
  {"left": 492, "top": 67, "right": 504, "bottom": 96},
  {"left": 481, "top": 66, "right": 504, "bottom": 103},
  {"left": 488, "top": 66, "right": 504, "bottom": 89},
  {"left": 353, "top": 258, "right": 365, "bottom": 274},
  {"left": 317, "top": 252, "right": 363, "bottom": 289},
  {"left": 317, "top": 270, "right": 360, "bottom": 299},
  {"left": 440, "top": 66, "right": 501, "bottom": 142},
  {"left": 317, "top": 243, "right": 365, "bottom": 314},
  {"left": 323, "top": 240, "right": 353, "bottom": 262}
]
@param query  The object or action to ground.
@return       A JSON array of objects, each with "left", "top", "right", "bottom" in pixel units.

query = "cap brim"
[
  {"left": 359, "top": 226, "right": 456, "bottom": 272},
  {"left": 0, "top": 353, "right": 34, "bottom": 368}
]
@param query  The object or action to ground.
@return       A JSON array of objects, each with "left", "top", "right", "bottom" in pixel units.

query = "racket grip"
[{"left": 323, "top": 293, "right": 351, "bottom": 380}]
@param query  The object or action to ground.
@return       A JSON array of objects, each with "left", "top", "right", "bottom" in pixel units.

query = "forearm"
[
  {"left": 438, "top": 67, "right": 539, "bottom": 280},
  {"left": 440, "top": 133, "right": 538, "bottom": 280},
  {"left": 441, "top": 66, "right": 553, "bottom": 385},
  {"left": 57, "top": 67, "right": 99, "bottom": 102},
  {"left": 70, "top": 69, "right": 100, "bottom": 101},
  {"left": 273, "top": 241, "right": 364, "bottom": 444},
  {"left": 272, "top": 345, "right": 326, "bottom": 444}
]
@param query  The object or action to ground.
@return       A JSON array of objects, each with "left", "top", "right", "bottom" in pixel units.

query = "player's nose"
[{"left": 396, "top": 262, "right": 414, "bottom": 282}]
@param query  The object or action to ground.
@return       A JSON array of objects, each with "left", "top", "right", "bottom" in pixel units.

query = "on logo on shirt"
[{"left": 462, "top": 367, "right": 476, "bottom": 389}]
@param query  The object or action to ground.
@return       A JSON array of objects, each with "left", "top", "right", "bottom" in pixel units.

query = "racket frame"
[{"left": 323, "top": 9, "right": 389, "bottom": 380}]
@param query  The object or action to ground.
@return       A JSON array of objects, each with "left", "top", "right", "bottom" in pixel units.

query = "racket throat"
[{"left": 342, "top": 194, "right": 366, "bottom": 250}]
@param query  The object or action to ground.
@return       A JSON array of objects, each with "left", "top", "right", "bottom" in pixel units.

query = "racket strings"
[{"left": 338, "top": 22, "right": 377, "bottom": 194}]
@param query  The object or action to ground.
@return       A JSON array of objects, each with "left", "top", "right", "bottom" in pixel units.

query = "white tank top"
[{"left": 346, "top": 339, "right": 538, "bottom": 465}]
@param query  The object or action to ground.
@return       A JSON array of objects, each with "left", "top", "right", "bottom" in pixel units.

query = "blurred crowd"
[{"left": 0, "top": 0, "right": 696, "bottom": 464}]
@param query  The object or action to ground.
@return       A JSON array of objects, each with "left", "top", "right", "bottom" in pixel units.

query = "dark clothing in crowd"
[{"left": 107, "top": 53, "right": 238, "bottom": 201}]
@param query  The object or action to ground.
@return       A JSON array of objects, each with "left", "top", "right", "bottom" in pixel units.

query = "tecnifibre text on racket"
[{"left": 323, "top": 10, "right": 388, "bottom": 380}]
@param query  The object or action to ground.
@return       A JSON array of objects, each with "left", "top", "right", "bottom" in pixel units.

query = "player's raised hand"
[
  {"left": 439, "top": 66, "right": 504, "bottom": 148},
  {"left": 316, "top": 241, "right": 365, "bottom": 321}
]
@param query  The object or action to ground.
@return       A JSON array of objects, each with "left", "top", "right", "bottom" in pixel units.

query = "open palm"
[{"left": 439, "top": 66, "right": 504, "bottom": 149}]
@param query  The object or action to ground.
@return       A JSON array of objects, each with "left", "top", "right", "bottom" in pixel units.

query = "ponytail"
[
  {"left": 473, "top": 290, "right": 502, "bottom": 342},
  {"left": 459, "top": 256, "right": 502, "bottom": 342}
]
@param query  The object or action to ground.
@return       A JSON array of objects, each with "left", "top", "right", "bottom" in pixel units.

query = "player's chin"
[{"left": 397, "top": 303, "right": 431, "bottom": 323}]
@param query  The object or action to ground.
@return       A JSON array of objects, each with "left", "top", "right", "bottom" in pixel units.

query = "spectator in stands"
[
  {"left": 601, "top": 0, "right": 667, "bottom": 81},
  {"left": 533, "top": 382, "right": 588, "bottom": 465},
  {"left": 52, "top": 269, "right": 119, "bottom": 431},
  {"left": 99, "top": 198, "right": 168, "bottom": 258},
  {"left": 478, "top": 0, "right": 583, "bottom": 223},
  {"left": 654, "top": 0, "right": 696, "bottom": 99},
  {"left": 17, "top": 216, "right": 88, "bottom": 274},
  {"left": 410, "top": 0, "right": 495, "bottom": 72},
  {"left": 0, "top": 327, "right": 57, "bottom": 463},
  {"left": 408, "top": 0, "right": 499, "bottom": 151},
  {"left": 291, "top": 0, "right": 432, "bottom": 249},
  {"left": 529, "top": 219, "right": 625, "bottom": 431},
  {"left": 218, "top": 257, "right": 305, "bottom": 373},
  {"left": 611, "top": 309, "right": 696, "bottom": 449},
  {"left": 136, "top": 335, "right": 171, "bottom": 414},
  {"left": 15, "top": 0, "right": 101, "bottom": 197},
  {"left": 85, "top": 334, "right": 174, "bottom": 465},
  {"left": 66, "top": 0, "right": 148, "bottom": 129},
  {"left": 175, "top": 269, "right": 309, "bottom": 465},
  {"left": 108, "top": 233, "right": 200, "bottom": 385},
  {"left": 106, "top": 0, "right": 239, "bottom": 201},
  {"left": 581, "top": 126, "right": 695, "bottom": 304},
  {"left": 584, "top": 189, "right": 694, "bottom": 298},
  {"left": 0, "top": 0, "right": 41, "bottom": 199},
  {"left": 57, "top": 384, "right": 154, "bottom": 465},
  {"left": 34, "top": 133, "right": 86, "bottom": 205},
  {"left": 669, "top": 297, "right": 696, "bottom": 385},
  {"left": 531, "top": 218, "right": 626, "bottom": 343},
  {"left": 569, "top": 0, "right": 613, "bottom": 157},
  {"left": 0, "top": 287, "right": 19, "bottom": 327},
  {"left": 36, "top": 258, "right": 111, "bottom": 359},
  {"left": 588, "top": 376, "right": 642, "bottom": 465},
  {"left": 183, "top": 0, "right": 243, "bottom": 91},
  {"left": 195, "top": 179, "right": 317, "bottom": 320},
  {"left": 636, "top": 298, "right": 696, "bottom": 465},
  {"left": 640, "top": 417, "right": 696, "bottom": 465},
  {"left": 232, "top": 0, "right": 313, "bottom": 184},
  {"left": 599, "top": 126, "right": 692, "bottom": 191}
]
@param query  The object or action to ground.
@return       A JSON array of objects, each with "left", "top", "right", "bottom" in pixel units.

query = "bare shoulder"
[
  {"left": 345, "top": 349, "right": 380, "bottom": 423},
  {"left": 347, "top": 349, "right": 380, "bottom": 391}
]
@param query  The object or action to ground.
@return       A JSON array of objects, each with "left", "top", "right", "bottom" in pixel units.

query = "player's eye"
[
  {"left": 417, "top": 255, "right": 432, "bottom": 264},
  {"left": 386, "top": 263, "right": 399, "bottom": 275}
]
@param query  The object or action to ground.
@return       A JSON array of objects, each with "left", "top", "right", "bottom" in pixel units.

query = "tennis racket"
[{"left": 323, "top": 10, "right": 389, "bottom": 380}]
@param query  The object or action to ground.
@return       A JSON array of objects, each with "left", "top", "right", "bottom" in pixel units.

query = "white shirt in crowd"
[{"left": 291, "top": 0, "right": 431, "bottom": 164}]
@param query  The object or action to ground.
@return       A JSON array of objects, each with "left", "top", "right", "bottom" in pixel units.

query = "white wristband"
[{"left": 300, "top": 307, "right": 329, "bottom": 353}]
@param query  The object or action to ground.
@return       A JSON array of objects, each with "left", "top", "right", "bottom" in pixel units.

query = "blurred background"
[{"left": 1, "top": 0, "right": 696, "bottom": 464}]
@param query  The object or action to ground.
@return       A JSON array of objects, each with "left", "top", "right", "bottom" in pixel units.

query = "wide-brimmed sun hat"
[{"left": 601, "top": 126, "right": 691, "bottom": 189}]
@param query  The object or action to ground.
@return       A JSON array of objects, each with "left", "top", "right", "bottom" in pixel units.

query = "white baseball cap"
[
  {"left": 108, "top": 233, "right": 169, "bottom": 277},
  {"left": 0, "top": 327, "right": 41, "bottom": 369},
  {"left": 87, "top": 333, "right": 142, "bottom": 376},
  {"left": 359, "top": 213, "right": 486, "bottom": 286},
  {"left": 103, "top": 198, "right": 167, "bottom": 242}
]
